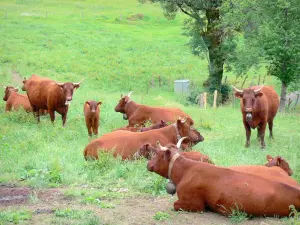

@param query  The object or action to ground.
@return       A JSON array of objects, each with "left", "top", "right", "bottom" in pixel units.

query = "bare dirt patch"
[{"left": 0, "top": 187, "right": 287, "bottom": 225}]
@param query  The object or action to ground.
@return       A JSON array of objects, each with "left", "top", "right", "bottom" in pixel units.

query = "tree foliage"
[
  {"left": 222, "top": 0, "right": 300, "bottom": 110},
  {"left": 139, "top": 0, "right": 235, "bottom": 93}
]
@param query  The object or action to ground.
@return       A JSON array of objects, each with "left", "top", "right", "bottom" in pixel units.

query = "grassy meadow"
[{"left": 0, "top": 0, "right": 300, "bottom": 224}]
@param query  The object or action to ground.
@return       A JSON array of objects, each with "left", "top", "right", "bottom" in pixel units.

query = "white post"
[{"left": 213, "top": 90, "right": 218, "bottom": 108}]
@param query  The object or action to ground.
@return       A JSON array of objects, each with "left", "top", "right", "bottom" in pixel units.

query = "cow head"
[
  {"left": 54, "top": 78, "right": 84, "bottom": 105},
  {"left": 147, "top": 141, "right": 180, "bottom": 178},
  {"left": 137, "top": 143, "right": 155, "bottom": 159},
  {"left": 176, "top": 118, "right": 204, "bottom": 147},
  {"left": 232, "top": 85, "right": 264, "bottom": 122},
  {"left": 265, "top": 155, "right": 293, "bottom": 176},
  {"left": 140, "top": 120, "right": 167, "bottom": 132},
  {"left": 85, "top": 101, "right": 102, "bottom": 113},
  {"left": 2, "top": 84, "right": 19, "bottom": 101},
  {"left": 114, "top": 91, "right": 134, "bottom": 113}
]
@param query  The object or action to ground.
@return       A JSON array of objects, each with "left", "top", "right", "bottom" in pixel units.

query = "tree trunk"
[
  {"left": 203, "top": 7, "right": 225, "bottom": 92},
  {"left": 279, "top": 81, "right": 287, "bottom": 112}
]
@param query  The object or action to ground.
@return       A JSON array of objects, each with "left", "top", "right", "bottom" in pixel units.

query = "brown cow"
[
  {"left": 2, "top": 85, "right": 32, "bottom": 112},
  {"left": 147, "top": 144, "right": 300, "bottom": 217},
  {"left": 137, "top": 142, "right": 213, "bottom": 164},
  {"left": 233, "top": 85, "right": 279, "bottom": 148},
  {"left": 265, "top": 155, "right": 293, "bottom": 176},
  {"left": 114, "top": 92, "right": 194, "bottom": 127},
  {"left": 2, "top": 84, "right": 47, "bottom": 115},
  {"left": 83, "top": 118, "right": 204, "bottom": 160},
  {"left": 84, "top": 100, "right": 102, "bottom": 137},
  {"left": 114, "top": 120, "right": 167, "bottom": 132},
  {"left": 22, "top": 75, "right": 83, "bottom": 126}
]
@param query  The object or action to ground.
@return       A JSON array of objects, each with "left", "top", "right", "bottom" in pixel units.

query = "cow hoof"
[
  {"left": 261, "top": 146, "right": 266, "bottom": 150},
  {"left": 123, "top": 114, "right": 128, "bottom": 120},
  {"left": 245, "top": 144, "right": 250, "bottom": 148},
  {"left": 166, "top": 181, "right": 176, "bottom": 195}
]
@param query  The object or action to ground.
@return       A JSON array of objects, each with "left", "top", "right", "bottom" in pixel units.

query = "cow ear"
[
  {"left": 97, "top": 101, "right": 102, "bottom": 106},
  {"left": 85, "top": 101, "right": 90, "bottom": 105},
  {"left": 277, "top": 158, "right": 281, "bottom": 166},
  {"left": 255, "top": 92, "right": 263, "bottom": 97},
  {"left": 74, "top": 84, "right": 80, "bottom": 89},
  {"left": 234, "top": 92, "right": 243, "bottom": 98},
  {"left": 14, "top": 88, "right": 19, "bottom": 92},
  {"left": 266, "top": 155, "right": 273, "bottom": 162},
  {"left": 164, "top": 149, "right": 172, "bottom": 161}
]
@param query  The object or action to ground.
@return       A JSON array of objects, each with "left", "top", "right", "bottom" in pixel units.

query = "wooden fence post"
[
  {"left": 213, "top": 90, "right": 218, "bottom": 108},
  {"left": 203, "top": 92, "right": 207, "bottom": 109}
]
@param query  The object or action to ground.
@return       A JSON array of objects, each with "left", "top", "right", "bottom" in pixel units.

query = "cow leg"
[
  {"left": 257, "top": 130, "right": 261, "bottom": 142},
  {"left": 49, "top": 109, "right": 55, "bottom": 124},
  {"left": 62, "top": 113, "right": 67, "bottom": 127},
  {"left": 87, "top": 126, "right": 93, "bottom": 137},
  {"left": 174, "top": 199, "right": 205, "bottom": 212},
  {"left": 268, "top": 120, "right": 274, "bottom": 139},
  {"left": 243, "top": 121, "right": 251, "bottom": 147},
  {"left": 258, "top": 122, "right": 267, "bottom": 149},
  {"left": 92, "top": 119, "right": 99, "bottom": 136}
]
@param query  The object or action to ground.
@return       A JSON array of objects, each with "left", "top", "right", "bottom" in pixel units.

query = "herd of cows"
[{"left": 2, "top": 74, "right": 300, "bottom": 218}]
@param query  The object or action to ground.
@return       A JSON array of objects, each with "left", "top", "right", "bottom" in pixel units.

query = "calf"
[
  {"left": 84, "top": 101, "right": 102, "bottom": 137},
  {"left": 2, "top": 85, "right": 32, "bottom": 112},
  {"left": 114, "top": 120, "right": 167, "bottom": 132},
  {"left": 147, "top": 144, "right": 300, "bottom": 217},
  {"left": 232, "top": 85, "right": 279, "bottom": 148},
  {"left": 83, "top": 118, "right": 204, "bottom": 160},
  {"left": 114, "top": 92, "right": 194, "bottom": 127}
]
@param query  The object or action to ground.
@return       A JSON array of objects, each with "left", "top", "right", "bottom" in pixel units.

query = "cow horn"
[
  {"left": 0, "top": 83, "right": 6, "bottom": 88},
  {"left": 73, "top": 78, "right": 85, "bottom": 86},
  {"left": 156, "top": 141, "right": 168, "bottom": 151},
  {"left": 54, "top": 80, "right": 65, "bottom": 86},
  {"left": 176, "top": 137, "right": 188, "bottom": 148},
  {"left": 231, "top": 85, "right": 243, "bottom": 94},
  {"left": 254, "top": 85, "right": 264, "bottom": 94},
  {"left": 127, "top": 91, "right": 134, "bottom": 97}
]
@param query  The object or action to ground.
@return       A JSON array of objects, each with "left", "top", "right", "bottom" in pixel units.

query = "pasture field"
[{"left": 0, "top": 0, "right": 300, "bottom": 224}]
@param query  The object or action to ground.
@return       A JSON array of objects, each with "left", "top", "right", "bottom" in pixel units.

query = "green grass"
[
  {"left": 54, "top": 208, "right": 101, "bottom": 225},
  {"left": 0, "top": 209, "right": 32, "bottom": 225},
  {"left": 153, "top": 211, "right": 170, "bottom": 221}
]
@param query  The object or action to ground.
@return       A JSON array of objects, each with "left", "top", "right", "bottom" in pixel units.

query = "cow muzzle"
[
  {"left": 246, "top": 113, "right": 252, "bottom": 122},
  {"left": 65, "top": 100, "right": 71, "bottom": 105}
]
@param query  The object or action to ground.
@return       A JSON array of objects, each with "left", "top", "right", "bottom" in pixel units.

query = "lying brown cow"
[
  {"left": 114, "top": 120, "right": 167, "bottom": 132},
  {"left": 22, "top": 75, "right": 83, "bottom": 126},
  {"left": 84, "top": 100, "right": 102, "bottom": 137},
  {"left": 147, "top": 144, "right": 300, "bottom": 217},
  {"left": 83, "top": 118, "right": 204, "bottom": 160},
  {"left": 114, "top": 92, "right": 194, "bottom": 127},
  {"left": 232, "top": 85, "right": 279, "bottom": 148},
  {"left": 265, "top": 155, "right": 293, "bottom": 176},
  {"left": 2, "top": 85, "right": 32, "bottom": 112},
  {"left": 137, "top": 142, "right": 213, "bottom": 164},
  {"left": 2, "top": 84, "right": 47, "bottom": 115}
]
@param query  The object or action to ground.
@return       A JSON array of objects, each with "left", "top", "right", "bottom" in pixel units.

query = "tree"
[
  {"left": 222, "top": 0, "right": 300, "bottom": 111},
  {"left": 139, "top": 0, "right": 234, "bottom": 92}
]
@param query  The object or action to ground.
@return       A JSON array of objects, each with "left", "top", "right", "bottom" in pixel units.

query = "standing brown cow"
[
  {"left": 114, "top": 91, "right": 194, "bottom": 127},
  {"left": 22, "top": 75, "right": 84, "bottom": 126},
  {"left": 84, "top": 100, "right": 102, "bottom": 137},
  {"left": 232, "top": 85, "right": 279, "bottom": 148}
]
